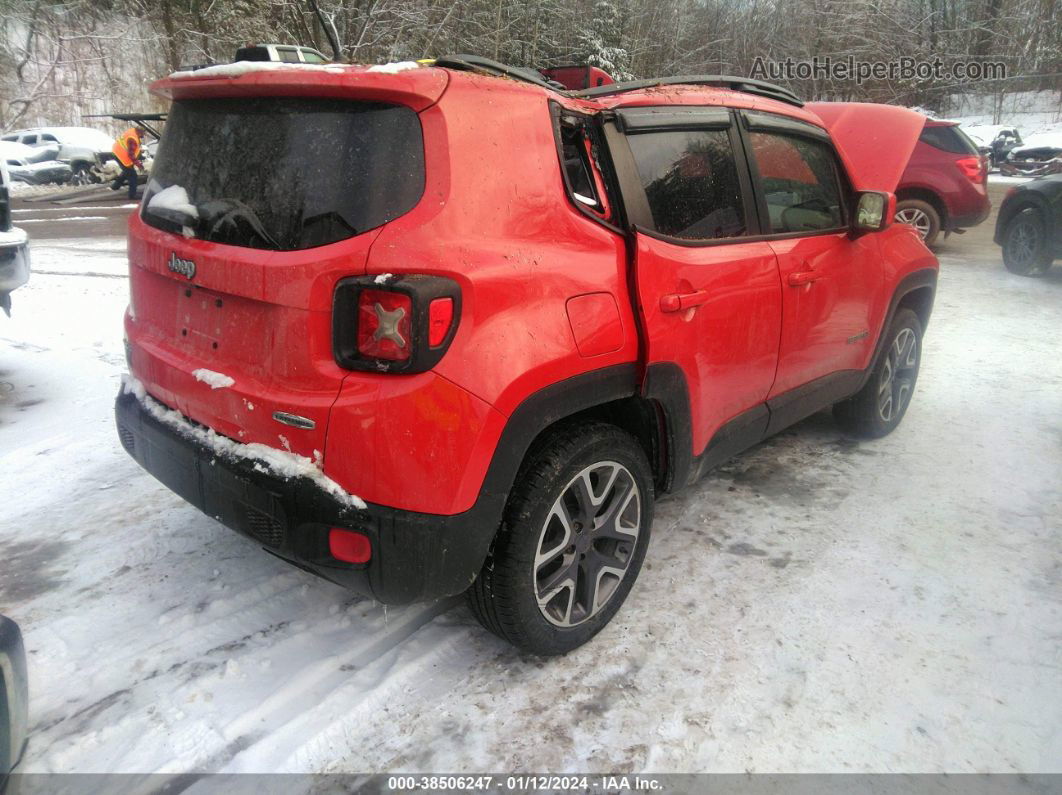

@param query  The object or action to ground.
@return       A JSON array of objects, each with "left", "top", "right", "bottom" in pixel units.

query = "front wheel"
[
  {"left": 467, "top": 423, "right": 654, "bottom": 655},
  {"left": 1002, "top": 207, "right": 1053, "bottom": 276},
  {"left": 834, "top": 309, "right": 923, "bottom": 439}
]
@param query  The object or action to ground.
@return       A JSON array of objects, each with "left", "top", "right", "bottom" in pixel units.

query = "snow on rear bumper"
[{"left": 115, "top": 387, "right": 497, "bottom": 604}]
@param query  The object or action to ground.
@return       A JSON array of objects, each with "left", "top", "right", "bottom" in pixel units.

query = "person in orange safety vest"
[{"left": 110, "top": 125, "right": 145, "bottom": 199}]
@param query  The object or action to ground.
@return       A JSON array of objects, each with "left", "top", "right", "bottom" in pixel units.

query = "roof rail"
[
  {"left": 434, "top": 54, "right": 565, "bottom": 91},
  {"left": 574, "top": 75, "right": 803, "bottom": 107}
]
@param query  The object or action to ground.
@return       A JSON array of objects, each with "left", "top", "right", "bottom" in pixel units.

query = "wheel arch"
[
  {"left": 896, "top": 284, "right": 934, "bottom": 331},
  {"left": 994, "top": 196, "right": 1046, "bottom": 246},
  {"left": 895, "top": 186, "right": 948, "bottom": 228},
  {"left": 484, "top": 363, "right": 682, "bottom": 510},
  {"left": 859, "top": 268, "right": 938, "bottom": 391}
]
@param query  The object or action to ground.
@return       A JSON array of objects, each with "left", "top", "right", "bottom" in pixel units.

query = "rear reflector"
[
  {"left": 329, "top": 528, "right": 372, "bottom": 563},
  {"left": 357, "top": 289, "right": 412, "bottom": 361},
  {"left": 428, "top": 297, "right": 454, "bottom": 347}
]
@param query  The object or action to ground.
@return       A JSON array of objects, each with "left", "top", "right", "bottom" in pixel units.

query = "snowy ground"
[{"left": 1, "top": 187, "right": 1060, "bottom": 777}]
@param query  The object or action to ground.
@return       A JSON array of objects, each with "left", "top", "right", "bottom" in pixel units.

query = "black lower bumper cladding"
[{"left": 114, "top": 386, "right": 497, "bottom": 604}]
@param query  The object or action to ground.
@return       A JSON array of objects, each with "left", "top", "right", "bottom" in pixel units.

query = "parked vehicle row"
[{"left": 1, "top": 126, "right": 113, "bottom": 185}]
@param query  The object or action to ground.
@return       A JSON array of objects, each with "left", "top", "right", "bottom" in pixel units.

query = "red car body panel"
[
  {"left": 633, "top": 236, "right": 781, "bottom": 455},
  {"left": 898, "top": 120, "right": 990, "bottom": 229},
  {"left": 807, "top": 102, "right": 927, "bottom": 193},
  {"left": 126, "top": 216, "right": 382, "bottom": 461},
  {"left": 117, "top": 64, "right": 938, "bottom": 602},
  {"left": 767, "top": 231, "right": 884, "bottom": 396}
]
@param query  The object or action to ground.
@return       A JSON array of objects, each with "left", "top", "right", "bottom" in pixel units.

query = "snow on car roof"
[
  {"left": 169, "top": 61, "right": 351, "bottom": 79},
  {"left": 9, "top": 126, "right": 112, "bottom": 147}
]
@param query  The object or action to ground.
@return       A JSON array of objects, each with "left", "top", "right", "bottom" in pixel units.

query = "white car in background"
[
  {"left": 0, "top": 159, "right": 30, "bottom": 316},
  {"left": 0, "top": 140, "right": 72, "bottom": 185},
  {"left": 1, "top": 126, "right": 113, "bottom": 184}
]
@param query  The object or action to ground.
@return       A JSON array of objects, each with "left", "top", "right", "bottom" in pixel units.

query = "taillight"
[
  {"left": 957, "top": 155, "right": 985, "bottom": 185},
  {"left": 357, "top": 289, "right": 412, "bottom": 361},
  {"left": 333, "top": 275, "right": 461, "bottom": 374}
]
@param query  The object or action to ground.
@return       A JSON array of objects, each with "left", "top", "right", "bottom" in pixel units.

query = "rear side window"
[
  {"left": 920, "top": 125, "right": 979, "bottom": 155},
  {"left": 560, "top": 122, "right": 602, "bottom": 210},
  {"left": 142, "top": 98, "right": 424, "bottom": 251},
  {"left": 748, "top": 132, "right": 845, "bottom": 233},
  {"left": 627, "top": 130, "right": 746, "bottom": 240}
]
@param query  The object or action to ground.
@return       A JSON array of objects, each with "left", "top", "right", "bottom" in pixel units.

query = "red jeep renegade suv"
[{"left": 115, "top": 56, "right": 938, "bottom": 654}]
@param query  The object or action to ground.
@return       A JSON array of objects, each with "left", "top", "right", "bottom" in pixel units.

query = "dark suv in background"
[{"left": 895, "top": 119, "right": 990, "bottom": 247}]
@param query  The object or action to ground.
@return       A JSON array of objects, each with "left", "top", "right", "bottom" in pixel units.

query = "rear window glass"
[
  {"left": 627, "top": 130, "right": 746, "bottom": 240},
  {"left": 142, "top": 98, "right": 424, "bottom": 251},
  {"left": 920, "top": 125, "right": 979, "bottom": 155}
]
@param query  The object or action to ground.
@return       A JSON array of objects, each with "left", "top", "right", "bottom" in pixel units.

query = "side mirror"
[{"left": 853, "top": 191, "right": 895, "bottom": 233}]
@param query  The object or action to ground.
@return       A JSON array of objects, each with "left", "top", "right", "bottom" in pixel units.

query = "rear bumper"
[
  {"left": 0, "top": 230, "right": 30, "bottom": 315},
  {"left": 115, "top": 388, "right": 501, "bottom": 604},
  {"left": 948, "top": 199, "right": 991, "bottom": 230}
]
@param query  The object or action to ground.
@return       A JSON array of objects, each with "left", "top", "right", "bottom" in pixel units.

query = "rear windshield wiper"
[{"left": 198, "top": 198, "right": 283, "bottom": 250}]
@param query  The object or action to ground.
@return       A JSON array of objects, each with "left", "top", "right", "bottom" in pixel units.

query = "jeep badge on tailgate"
[{"left": 167, "top": 252, "right": 196, "bottom": 280}]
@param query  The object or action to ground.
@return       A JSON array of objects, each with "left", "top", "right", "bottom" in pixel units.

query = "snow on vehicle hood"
[
  {"left": 1011, "top": 131, "right": 1062, "bottom": 156},
  {"left": 807, "top": 102, "right": 927, "bottom": 193},
  {"left": 0, "top": 141, "right": 34, "bottom": 160}
]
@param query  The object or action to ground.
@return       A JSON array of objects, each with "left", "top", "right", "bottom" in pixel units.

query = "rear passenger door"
[
  {"left": 607, "top": 108, "right": 782, "bottom": 466},
  {"left": 740, "top": 113, "right": 881, "bottom": 401}
]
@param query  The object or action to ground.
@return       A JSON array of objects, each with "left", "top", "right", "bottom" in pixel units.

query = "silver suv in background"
[{"left": 1, "top": 127, "right": 113, "bottom": 184}]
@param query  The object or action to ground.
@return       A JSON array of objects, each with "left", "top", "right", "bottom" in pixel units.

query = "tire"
[
  {"left": 467, "top": 422, "right": 654, "bottom": 655},
  {"left": 69, "top": 163, "right": 93, "bottom": 186},
  {"left": 1002, "top": 207, "right": 1053, "bottom": 276},
  {"left": 834, "top": 309, "right": 923, "bottom": 439},
  {"left": 894, "top": 199, "right": 941, "bottom": 247}
]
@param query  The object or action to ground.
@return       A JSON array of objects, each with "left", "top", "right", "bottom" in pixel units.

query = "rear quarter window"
[{"left": 920, "top": 125, "right": 980, "bottom": 155}]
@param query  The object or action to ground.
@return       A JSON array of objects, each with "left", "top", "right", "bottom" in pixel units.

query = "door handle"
[
  {"left": 787, "top": 270, "right": 824, "bottom": 286},
  {"left": 660, "top": 289, "right": 711, "bottom": 313}
]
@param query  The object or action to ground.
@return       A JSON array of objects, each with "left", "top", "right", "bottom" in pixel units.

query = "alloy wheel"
[
  {"left": 1006, "top": 219, "right": 1041, "bottom": 271},
  {"left": 878, "top": 327, "right": 918, "bottom": 422},
  {"left": 895, "top": 207, "right": 931, "bottom": 239},
  {"left": 533, "top": 461, "right": 642, "bottom": 628}
]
